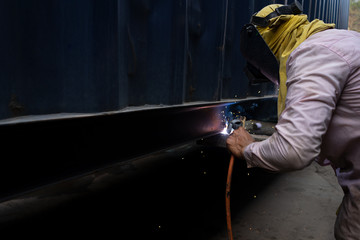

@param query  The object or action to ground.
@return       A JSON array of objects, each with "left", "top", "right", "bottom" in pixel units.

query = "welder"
[{"left": 226, "top": 2, "right": 360, "bottom": 239}]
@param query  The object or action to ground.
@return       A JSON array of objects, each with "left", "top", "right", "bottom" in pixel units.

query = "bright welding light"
[
  {"left": 220, "top": 121, "right": 233, "bottom": 135},
  {"left": 220, "top": 127, "right": 229, "bottom": 135}
]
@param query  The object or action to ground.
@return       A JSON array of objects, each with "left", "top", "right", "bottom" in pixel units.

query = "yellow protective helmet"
[{"left": 251, "top": 2, "right": 302, "bottom": 28}]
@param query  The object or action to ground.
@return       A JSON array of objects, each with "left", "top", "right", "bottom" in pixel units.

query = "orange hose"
[{"left": 226, "top": 154, "right": 235, "bottom": 240}]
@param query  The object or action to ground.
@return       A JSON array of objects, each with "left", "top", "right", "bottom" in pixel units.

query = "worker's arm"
[{"left": 240, "top": 43, "right": 349, "bottom": 171}]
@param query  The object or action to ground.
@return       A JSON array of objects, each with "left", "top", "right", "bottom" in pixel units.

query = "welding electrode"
[{"left": 225, "top": 118, "right": 245, "bottom": 240}]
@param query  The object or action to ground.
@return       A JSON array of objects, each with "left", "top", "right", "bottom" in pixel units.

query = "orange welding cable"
[{"left": 226, "top": 154, "right": 235, "bottom": 240}]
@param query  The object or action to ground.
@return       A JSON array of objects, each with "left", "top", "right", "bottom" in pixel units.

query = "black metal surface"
[
  {"left": 0, "top": 97, "right": 277, "bottom": 202},
  {"left": 0, "top": 102, "right": 226, "bottom": 200},
  {"left": 0, "top": 141, "right": 201, "bottom": 224},
  {"left": 0, "top": 144, "right": 280, "bottom": 239}
]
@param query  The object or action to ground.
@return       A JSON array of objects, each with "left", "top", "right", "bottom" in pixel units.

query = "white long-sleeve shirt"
[{"left": 243, "top": 29, "right": 360, "bottom": 240}]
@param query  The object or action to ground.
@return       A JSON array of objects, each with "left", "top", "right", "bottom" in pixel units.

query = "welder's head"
[{"left": 239, "top": 1, "right": 303, "bottom": 85}]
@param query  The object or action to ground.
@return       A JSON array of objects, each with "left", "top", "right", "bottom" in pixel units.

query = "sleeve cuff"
[{"left": 243, "top": 143, "right": 257, "bottom": 168}]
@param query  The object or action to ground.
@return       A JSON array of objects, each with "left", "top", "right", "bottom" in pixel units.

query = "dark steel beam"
[
  {"left": 0, "top": 97, "right": 277, "bottom": 217},
  {"left": 0, "top": 101, "right": 228, "bottom": 200}
]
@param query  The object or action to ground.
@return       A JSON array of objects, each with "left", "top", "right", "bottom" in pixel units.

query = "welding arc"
[{"left": 226, "top": 154, "right": 235, "bottom": 240}]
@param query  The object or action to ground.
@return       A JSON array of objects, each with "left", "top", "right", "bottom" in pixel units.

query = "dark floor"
[{"left": 0, "top": 144, "right": 342, "bottom": 239}]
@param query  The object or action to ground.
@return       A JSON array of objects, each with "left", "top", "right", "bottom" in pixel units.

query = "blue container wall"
[
  {"left": 301, "top": 0, "right": 350, "bottom": 29},
  {"left": 0, "top": 1, "right": 121, "bottom": 118},
  {"left": 0, "top": 0, "right": 349, "bottom": 120}
]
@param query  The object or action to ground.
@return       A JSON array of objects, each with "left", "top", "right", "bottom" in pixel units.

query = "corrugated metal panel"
[
  {"left": 0, "top": 0, "right": 350, "bottom": 120},
  {"left": 303, "top": 0, "right": 349, "bottom": 29}
]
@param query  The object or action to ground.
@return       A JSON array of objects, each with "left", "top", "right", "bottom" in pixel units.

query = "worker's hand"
[{"left": 226, "top": 127, "right": 255, "bottom": 159}]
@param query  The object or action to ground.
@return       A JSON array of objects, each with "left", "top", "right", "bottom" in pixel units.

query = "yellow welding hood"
[{"left": 248, "top": 2, "right": 335, "bottom": 116}]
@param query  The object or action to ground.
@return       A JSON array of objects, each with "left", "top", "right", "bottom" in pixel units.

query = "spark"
[
  {"left": 221, "top": 127, "right": 229, "bottom": 135},
  {"left": 220, "top": 120, "right": 233, "bottom": 135}
]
